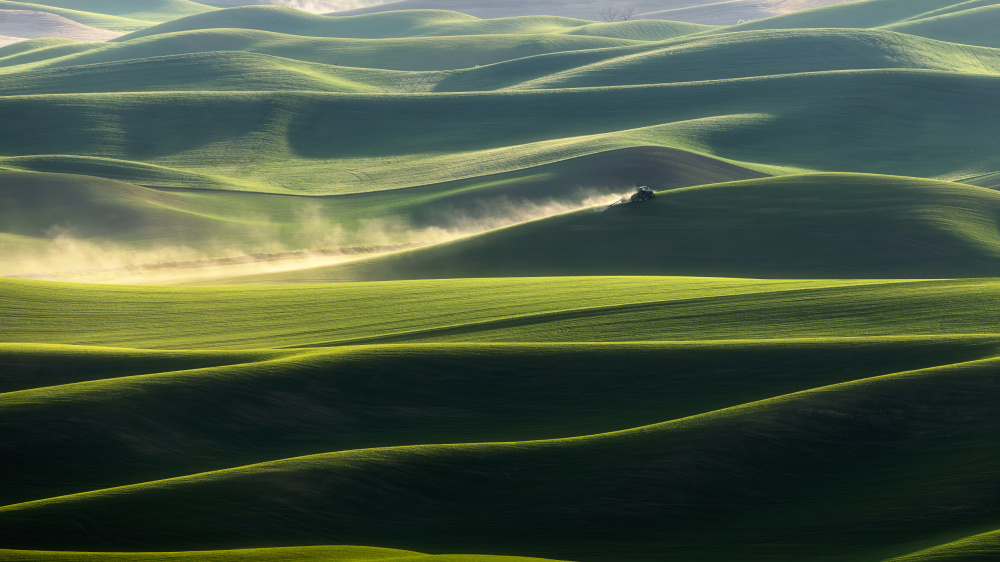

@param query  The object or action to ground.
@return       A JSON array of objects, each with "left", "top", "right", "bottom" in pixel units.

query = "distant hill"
[
  {"left": 328, "top": 0, "right": 858, "bottom": 25},
  {"left": 0, "top": 0, "right": 215, "bottom": 32},
  {"left": 0, "top": 8, "right": 122, "bottom": 40},
  {"left": 719, "top": 0, "right": 1000, "bottom": 47},
  {"left": 115, "top": 6, "right": 713, "bottom": 41}
]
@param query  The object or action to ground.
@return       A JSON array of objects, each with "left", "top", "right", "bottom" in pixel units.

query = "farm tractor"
[{"left": 604, "top": 186, "right": 656, "bottom": 210}]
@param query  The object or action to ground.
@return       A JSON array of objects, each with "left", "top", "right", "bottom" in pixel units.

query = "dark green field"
[{"left": 3, "top": 1, "right": 1000, "bottom": 561}]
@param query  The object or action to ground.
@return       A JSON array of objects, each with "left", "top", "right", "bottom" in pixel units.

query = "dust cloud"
[{"left": 2, "top": 189, "right": 624, "bottom": 284}]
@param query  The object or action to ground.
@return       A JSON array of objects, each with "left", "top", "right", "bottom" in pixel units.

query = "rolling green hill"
[
  {"left": 711, "top": 0, "right": 1000, "bottom": 48},
  {"left": 883, "top": 5, "right": 1000, "bottom": 48},
  {"left": 20, "top": 0, "right": 217, "bottom": 21},
  {"left": 9, "top": 276, "right": 1000, "bottom": 349},
  {"left": 717, "top": 0, "right": 995, "bottom": 31},
  {"left": 0, "top": 51, "right": 391, "bottom": 95},
  {"left": 0, "top": 150, "right": 764, "bottom": 276},
  {"left": 4, "top": 274, "right": 1000, "bottom": 560},
  {"left": 494, "top": 29, "right": 1000, "bottom": 90},
  {"left": 115, "top": 7, "right": 713, "bottom": 42},
  {"left": 0, "top": 1, "right": 157, "bottom": 31},
  {"left": 0, "top": 28, "right": 640, "bottom": 74},
  {"left": 8, "top": 338, "right": 994, "bottom": 505},
  {"left": 0, "top": 37, "right": 102, "bottom": 68},
  {"left": 0, "top": 0, "right": 219, "bottom": 32},
  {"left": 0, "top": 69, "right": 996, "bottom": 195},
  {"left": 229, "top": 174, "right": 1000, "bottom": 282},
  {"left": 0, "top": 314, "right": 999, "bottom": 560},
  {"left": 6, "top": 26, "right": 1000, "bottom": 89}
]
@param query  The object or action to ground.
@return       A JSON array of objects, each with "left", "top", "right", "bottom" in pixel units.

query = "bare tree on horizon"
[{"left": 599, "top": 2, "right": 637, "bottom": 22}]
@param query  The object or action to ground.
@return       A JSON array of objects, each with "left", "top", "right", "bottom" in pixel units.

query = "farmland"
[{"left": 2, "top": 1, "right": 1000, "bottom": 561}]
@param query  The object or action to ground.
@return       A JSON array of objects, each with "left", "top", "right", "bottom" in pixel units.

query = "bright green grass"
[
  {"left": 0, "top": 547, "right": 566, "bottom": 561},
  {"left": 3, "top": 351, "right": 1000, "bottom": 561},
  {"left": 115, "top": 7, "right": 712, "bottom": 42},
  {"left": 887, "top": 528, "right": 1000, "bottom": 560},
  {"left": 6, "top": 338, "right": 995, "bottom": 505},
  {"left": 243, "top": 174, "right": 1000, "bottom": 283},
  {"left": 7, "top": 276, "right": 1000, "bottom": 349}
]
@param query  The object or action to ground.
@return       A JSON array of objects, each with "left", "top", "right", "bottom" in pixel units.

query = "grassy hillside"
[
  {"left": 2, "top": 345, "right": 1000, "bottom": 560},
  {"left": 884, "top": 5, "right": 1000, "bottom": 48},
  {"left": 5, "top": 257, "right": 1000, "bottom": 558},
  {"left": 0, "top": 52, "right": 394, "bottom": 95},
  {"left": 0, "top": 1, "right": 153, "bottom": 31},
  {"left": 0, "top": 37, "right": 101, "bottom": 68},
  {"left": 0, "top": 150, "right": 763, "bottom": 278},
  {"left": 713, "top": 0, "right": 1000, "bottom": 48},
  {"left": 17, "top": 26, "right": 1000, "bottom": 95},
  {"left": 327, "top": 0, "right": 857, "bottom": 24},
  {"left": 21, "top": 0, "right": 216, "bottom": 21},
  {"left": 117, "top": 7, "right": 712, "bottom": 42},
  {"left": 235, "top": 174, "right": 1000, "bottom": 282},
  {"left": 964, "top": 170, "right": 1000, "bottom": 189},
  {"left": 0, "top": 69, "right": 996, "bottom": 194},
  {"left": 13, "top": 276, "right": 1000, "bottom": 348},
  {"left": 8, "top": 338, "right": 995, "bottom": 504},
  {"left": 887, "top": 528, "right": 1000, "bottom": 561},
  {"left": 3, "top": 273, "right": 1000, "bottom": 559},
  {"left": 718, "top": 0, "right": 991, "bottom": 31},
  {"left": 0, "top": 0, "right": 216, "bottom": 33},
  {"left": 0, "top": 10, "right": 997, "bottom": 196},
  {"left": 7, "top": 23, "right": 1000, "bottom": 82},
  {"left": 497, "top": 29, "right": 1000, "bottom": 90},
  {"left": 0, "top": 28, "right": 639, "bottom": 74}
]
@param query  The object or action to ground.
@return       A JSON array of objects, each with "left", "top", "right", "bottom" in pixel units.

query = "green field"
[
  {"left": 5, "top": 276, "right": 1000, "bottom": 561},
  {"left": 3, "top": 1, "right": 1000, "bottom": 560}
]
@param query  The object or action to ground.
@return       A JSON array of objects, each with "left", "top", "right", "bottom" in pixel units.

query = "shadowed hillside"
[
  {"left": 3, "top": 344, "right": 1000, "bottom": 560},
  {"left": 8, "top": 338, "right": 994, "bottom": 504}
]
